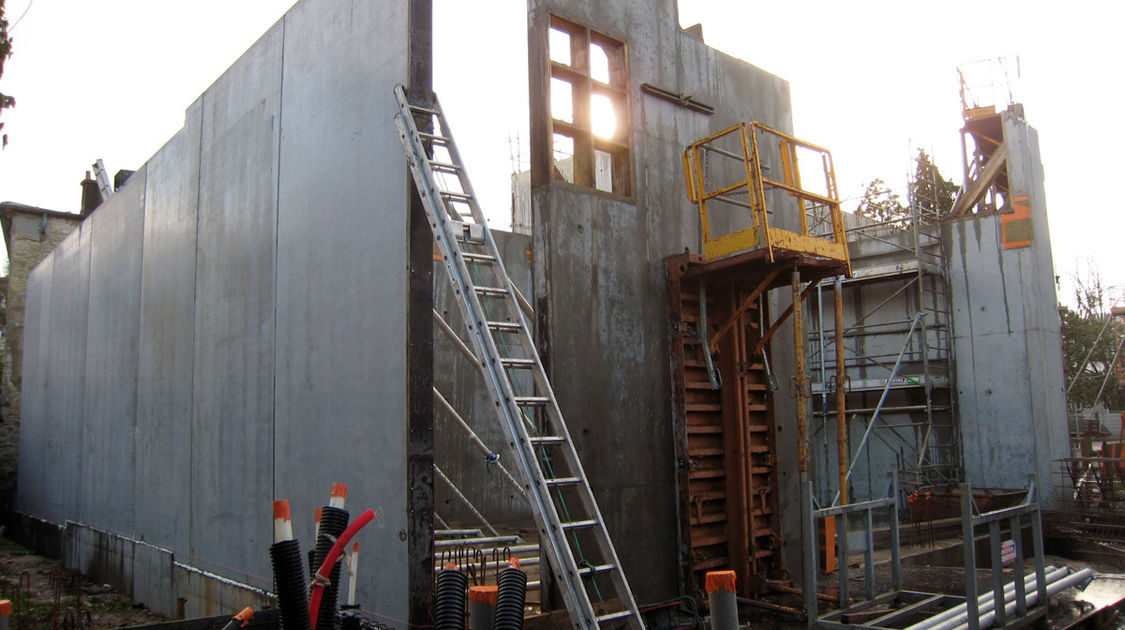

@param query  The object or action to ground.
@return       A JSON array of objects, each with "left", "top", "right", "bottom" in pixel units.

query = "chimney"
[{"left": 80, "top": 170, "right": 102, "bottom": 216}]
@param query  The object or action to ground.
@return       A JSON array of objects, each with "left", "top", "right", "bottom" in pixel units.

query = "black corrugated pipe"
[
  {"left": 312, "top": 484, "right": 351, "bottom": 630},
  {"left": 271, "top": 500, "right": 311, "bottom": 630},
  {"left": 492, "top": 559, "right": 527, "bottom": 630},
  {"left": 339, "top": 605, "right": 363, "bottom": 630},
  {"left": 435, "top": 563, "right": 469, "bottom": 630}
]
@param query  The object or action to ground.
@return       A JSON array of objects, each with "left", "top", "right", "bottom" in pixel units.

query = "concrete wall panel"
[
  {"left": 132, "top": 541, "right": 176, "bottom": 615},
  {"left": 190, "top": 20, "right": 283, "bottom": 588},
  {"left": 81, "top": 171, "right": 146, "bottom": 535},
  {"left": 135, "top": 105, "right": 203, "bottom": 556},
  {"left": 433, "top": 231, "right": 534, "bottom": 525},
  {"left": 41, "top": 225, "right": 91, "bottom": 525},
  {"left": 530, "top": 0, "right": 796, "bottom": 597},
  {"left": 272, "top": 0, "right": 409, "bottom": 614},
  {"left": 14, "top": 256, "right": 53, "bottom": 519},
  {"left": 18, "top": 0, "right": 419, "bottom": 613},
  {"left": 947, "top": 112, "right": 1068, "bottom": 506}
]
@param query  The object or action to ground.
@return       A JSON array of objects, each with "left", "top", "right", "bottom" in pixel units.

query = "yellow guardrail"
[{"left": 682, "top": 121, "right": 851, "bottom": 273}]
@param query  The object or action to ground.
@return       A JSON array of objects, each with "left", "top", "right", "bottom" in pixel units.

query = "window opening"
[
  {"left": 546, "top": 14, "right": 631, "bottom": 196},
  {"left": 590, "top": 93, "right": 616, "bottom": 139},
  {"left": 549, "top": 28, "right": 572, "bottom": 66},
  {"left": 589, "top": 43, "right": 610, "bottom": 84}
]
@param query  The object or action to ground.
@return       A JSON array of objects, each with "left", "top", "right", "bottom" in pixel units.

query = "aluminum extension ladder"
[{"left": 393, "top": 85, "right": 644, "bottom": 630}]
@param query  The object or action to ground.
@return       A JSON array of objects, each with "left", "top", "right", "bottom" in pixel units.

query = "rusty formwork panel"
[{"left": 666, "top": 249, "right": 846, "bottom": 597}]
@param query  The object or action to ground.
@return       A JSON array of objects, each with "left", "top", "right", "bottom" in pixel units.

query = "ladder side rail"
[
  {"left": 393, "top": 89, "right": 601, "bottom": 630},
  {"left": 397, "top": 86, "right": 643, "bottom": 630}
]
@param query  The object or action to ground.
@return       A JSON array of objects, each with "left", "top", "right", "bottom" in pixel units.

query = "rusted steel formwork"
[{"left": 666, "top": 249, "right": 845, "bottom": 597}]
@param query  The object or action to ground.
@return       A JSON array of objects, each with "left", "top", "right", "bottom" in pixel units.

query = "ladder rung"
[
  {"left": 441, "top": 191, "right": 472, "bottom": 202},
  {"left": 545, "top": 476, "right": 581, "bottom": 486},
  {"left": 561, "top": 519, "right": 598, "bottom": 530},
  {"left": 487, "top": 321, "right": 522, "bottom": 332},
  {"left": 516, "top": 397, "right": 551, "bottom": 407},
  {"left": 501, "top": 358, "right": 536, "bottom": 368},
  {"left": 596, "top": 610, "right": 634, "bottom": 624},
  {"left": 461, "top": 253, "right": 496, "bottom": 264},
  {"left": 418, "top": 132, "right": 450, "bottom": 144},
  {"left": 475, "top": 286, "right": 509, "bottom": 298},
  {"left": 408, "top": 104, "right": 440, "bottom": 116},
  {"left": 577, "top": 563, "right": 616, "bottom": 577},
  {"left": 529, "top": 435, "right": 565, "bottom": 444},
  {"left": 431, "top": 161, "right": 461, "bottom": 173}
]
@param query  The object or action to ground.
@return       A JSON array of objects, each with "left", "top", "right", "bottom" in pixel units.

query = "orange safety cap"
[
  {"left": 233, "top": 607, "right": 254, "bottom": 626},
  {"left": 704, "top": 570, "right": 737, "bottom": 594},
  {"left": 468, "top": 585, "right": 499, "bottom": 606},
  {"left": 273, "top": 500, "right": 291, "bottom": 521},
  {"left": 331, "top": 483, "right": 348, "bottom": 498},
  {"left": 314, "top": 508, "right": 322, "bottom": 522},
  {"left": 508, "top": 556, "right": 521, "bottom": 570},
  {"left": 444, "top": 561, "right": 459, "bottom": 572},
  {"left": 0, "top": 599, "right": 11, "bottom": 615}
]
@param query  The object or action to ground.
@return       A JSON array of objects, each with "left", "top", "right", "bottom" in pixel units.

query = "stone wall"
[{"left": 0, "top": 205, "right": 83, "bottom": 518}]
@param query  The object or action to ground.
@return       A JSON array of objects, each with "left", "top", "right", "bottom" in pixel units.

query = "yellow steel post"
[
  {"left": 786, "top": 140, "right": 809, "bottom": 237},
  {"left": 738, "top": 123, "right": 759, "bottom": 234},
  {"left": 693, "top": 145, "right": 711, "bottom": 244},
  {"left": 794, "top": 269, "right": 807, "bottom": 474},
  {"left": 749, "top": 126, "right": 773, "bottom": 262}
]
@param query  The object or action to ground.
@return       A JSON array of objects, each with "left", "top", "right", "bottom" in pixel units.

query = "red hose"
[{"left": 309, "top": 508, "right": 376, "bottom": 630}]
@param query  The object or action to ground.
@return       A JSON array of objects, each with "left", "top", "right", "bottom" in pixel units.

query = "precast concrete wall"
[
  {"left": 433, "top": 230, "right": 535, "bottom": 527},
  {"left": 945, "top": 112, "right": 1068, "bottom": 507},
  {"left": 18, "top": 0, "right": 412, "bottom": 619},
  {"left": 528, "top": 0, "right": 799, "bottom": 598}
]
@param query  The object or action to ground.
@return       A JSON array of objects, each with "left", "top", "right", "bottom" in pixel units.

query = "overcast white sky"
[{"left": 0, "top": 1, "right": 1121, "bottom": 307}]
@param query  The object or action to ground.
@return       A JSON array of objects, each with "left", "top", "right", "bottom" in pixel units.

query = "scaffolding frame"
[{"left": 808, "top": 169, "right": 959, "bottom": 503}]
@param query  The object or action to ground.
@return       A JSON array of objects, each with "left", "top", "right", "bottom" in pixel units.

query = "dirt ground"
[{"left": 0, "top": 531, "right": 166, "bottom": 629}]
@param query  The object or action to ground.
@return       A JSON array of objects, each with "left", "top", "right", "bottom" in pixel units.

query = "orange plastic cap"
[
  {"left": 234, "top": 607, "right": 254, "bottom": 626},
  {"left": 444, "top": 561, "right": 459, "bottom": 571},
  {"left": 314, "top": 508, "right": 322, "bottom": 522},
  {"left": 0, "top": 600, "right": 11, "bottom": 616},
  {"left": 273, "top": 500, "right": 291, "bottom": 521},
  {"left": 468, "top": 585, "right": 499, "bottom": 605},
  {"left": 352, "top": 542, "right": 360, "bottom": 552},
  {"left": 705, "top": 570, "right": 737, "bottom": 594},
  {"left": 508, "top": 556, "right": 521, "bottom": 570},
  {"left": 331, "top": 483, "right": 348, "bottom": 498}
]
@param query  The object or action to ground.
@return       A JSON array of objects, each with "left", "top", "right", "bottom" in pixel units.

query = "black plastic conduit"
[
  {"left": 492, "top": 559, "right": 528, "bottom": 630},
  {"left": 312, "top": 505, "right": 350, "bottom": 630},
  {"left": 271, "top": 500, "right": 311, "bottom": 630},
  {"left": 435, "top": 563, "right": 469, "bottom": 630}
]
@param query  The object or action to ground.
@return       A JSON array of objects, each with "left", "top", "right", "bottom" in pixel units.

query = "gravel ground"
[{"left": 0, "top": 531, "right": 167, "bottom": 629}]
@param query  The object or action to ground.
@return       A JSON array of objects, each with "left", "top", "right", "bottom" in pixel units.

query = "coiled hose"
[
  {"left": 311, "top": 506, "right": 350, "bottom": 630},
  {"left": 270, "top": 539, "right": 311, "bottom": 630},
  {"left": 434, "top": 565, "right": 469, "bottom": 630},
  {"left": 492, "top": 563, "right": 528, "bottom": 630}
]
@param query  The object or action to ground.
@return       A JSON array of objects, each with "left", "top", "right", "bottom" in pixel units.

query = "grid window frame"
[{"left": 547, "top": 14, "right": 632, "bottom": 197}]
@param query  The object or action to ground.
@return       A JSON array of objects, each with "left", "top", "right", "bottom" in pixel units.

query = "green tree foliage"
[
  {"left": 910, "top": 149, "right": 958, "bottom": 216},
  {"left": 855, "top": 150, "right": 959, "bottom": 226},
  {"left": 1060, "top": 269, "right": 1123, "bottom": 411},
  {"left": 855, "top": 177, "right": 907, "bottom": 224},
  {"left": 0, "top": 0, "right": 13, "bottom": 147}
]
